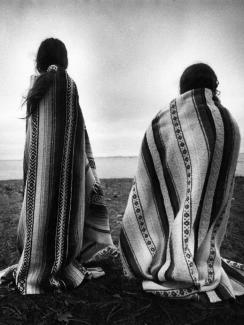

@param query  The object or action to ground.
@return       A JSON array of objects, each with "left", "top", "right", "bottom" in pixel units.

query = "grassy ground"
[{"left": 0, "top": 178, "right": 244, "bottom": 324}]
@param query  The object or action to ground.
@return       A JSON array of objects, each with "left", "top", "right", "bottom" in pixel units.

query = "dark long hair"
[
  {"left": 26, "top": 38, "right": 68, "bottom": 116},
  {"left": 179, "top": 63, "right": 219, "bottom": 96}
]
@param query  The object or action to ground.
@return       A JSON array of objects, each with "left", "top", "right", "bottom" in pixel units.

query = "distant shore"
[{"left": 0, "top": 153, "right": 244, "bottom": 180}]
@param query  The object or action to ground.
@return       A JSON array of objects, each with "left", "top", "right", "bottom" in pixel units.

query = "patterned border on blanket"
[
  {"left": 205, "top": 202, "right": 228, "bottom": 285},
  {"left": 170, "top": 99, "right": 199, "bottom": 287},
  {"left": 17, "top": 110, "right": 39, "bottom": 294},
  {"left": 223, "top": 258, "right": 244, "bottom": 272},
  {"left": 146, "top": 286, "right": 197, "bottom": 299},
  {"left": 51, "top": 74, "right": 76, "bottom": 276},
  {"left": 132, "top": 179, "right": 156, "bottom": 256}
]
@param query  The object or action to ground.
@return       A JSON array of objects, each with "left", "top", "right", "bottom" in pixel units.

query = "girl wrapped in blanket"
[
  {"left": 0, "top": 38, "right": 113, "bottom": 294},
  {"left": 120, "top": 63, "right": 244, "bottom": 303}
]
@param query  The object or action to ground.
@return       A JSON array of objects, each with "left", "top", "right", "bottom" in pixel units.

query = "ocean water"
[
  {"left": 0, "top": 153, "right": 243, "bottom": 180},
  {"left": 236, "top": 152, "right": 244, "bottom": 176},
  {"left": 0, "top": 157, "right": 138, "bottom": 180}
]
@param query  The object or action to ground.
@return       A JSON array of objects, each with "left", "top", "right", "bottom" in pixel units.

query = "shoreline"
[
  {"left": 0, "top": 154, "right": 243, "bottom": 180},
  {"left": 0, "top": 175, "right": 243, "bottom": 185},
  {"left": 0, "top": 175, "right": 243, "bottom": 181}
]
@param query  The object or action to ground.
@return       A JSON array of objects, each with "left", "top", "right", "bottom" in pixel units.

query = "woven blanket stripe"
[
  {"left": 191, "top": 89, "right": 219, "bottom": 250},
  {"left": 27, "top": 86, "right": 58, "bottom": 292},
  {"left": 142, "top": 135, "right": 169, "bottom": 237},
  {"left": 145, "top": 124, "right": 176, "bottom": 280},
  {"left": 120, "top": 88, "right": 244, "bottom": 302},
  {"left": 1, "top": 71, "right": 113, "bottom": 294},
  {"left": 152, "top": 114, "right": 180, "bottom": 217},
  {"left": 189, "top": 89, "right": 225, "bottom": 288},
  {"left": 210, "top": 104, "right": 240, "bottom": 228},
  {"left": 120, "top": 134, "right": 170, "bottom": 278}
]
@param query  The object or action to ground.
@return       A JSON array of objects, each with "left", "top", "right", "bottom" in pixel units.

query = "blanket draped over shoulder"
[
  {"left": 0, "top": 71, "right": 113, "bottom": 294},
  {"left": 119, "top": 88, "right": 244, "bottom": 303}
]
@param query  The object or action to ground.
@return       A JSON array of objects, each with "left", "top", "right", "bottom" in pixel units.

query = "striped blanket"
[
  {"left": 0, "top": 71, "right": 113, "bottom": 294},
  {"left": 119, "top": 88, "right": 244, "bottom": 303}
]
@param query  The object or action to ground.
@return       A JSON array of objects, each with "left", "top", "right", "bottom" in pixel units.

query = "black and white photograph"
[{"left": 0, "top": 0, "right": 243, "bottom": 324}]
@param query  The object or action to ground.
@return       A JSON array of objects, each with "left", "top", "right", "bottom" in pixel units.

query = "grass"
[{"left": 0, "top": 178, "right": 244, "bottom": 324}]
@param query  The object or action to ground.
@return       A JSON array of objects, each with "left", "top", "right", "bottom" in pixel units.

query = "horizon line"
[
  {"left": 0, "top": 155, "right": 140, "bottom": 161},
  {"left": 0, "top": 152, "right": 244, "bottom": 161}
]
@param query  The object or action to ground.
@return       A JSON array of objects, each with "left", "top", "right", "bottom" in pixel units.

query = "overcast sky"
[{"left": 0, "top": 0, "right": 244, "bottom": 159}]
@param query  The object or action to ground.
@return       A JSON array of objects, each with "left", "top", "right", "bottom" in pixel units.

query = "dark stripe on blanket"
[
  {"left": 209, "top": 104, "right": 235, "bottom": 228},
  {"left": 152, "top": 115, "right": 179, "bottom": 217},
  {"left": 192, "top": 89, "right": 215, "bottom": 159},
  {"left": 120, "top": 227, "right": 143, "bottom": 278},
  {"left": 192, "top": 89, "right": 216, "bottom": 252},
  {"left": 222, "top": 260, "right": 244, "bottom": 285},
  {"left": 215, "top": 283, "right": 232, "bottom": 300},
  {"left": 141, "top": 135, "right": 169, "bottom": 240}
]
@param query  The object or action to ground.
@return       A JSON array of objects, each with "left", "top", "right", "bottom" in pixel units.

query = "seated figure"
[{"left": 119, "top": 63, "right": 244, "bottom": 303}]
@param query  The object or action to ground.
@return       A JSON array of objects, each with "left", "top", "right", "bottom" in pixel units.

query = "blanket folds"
[
  {"left": 0, "top": 71, "right": 113, "bottom": 294},
  {"left": 119, "top": 88, "right": 244, "bottom": 303}
]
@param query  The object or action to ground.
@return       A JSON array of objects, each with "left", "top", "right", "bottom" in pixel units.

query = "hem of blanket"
[
  {"left": 0, "top": 262, "right": 88, "bottom": 295},
  {"left": 142, "top": 282, "right": 242, "bottom": 303},
  {"left": 142, "top": 261, "right": 244, "bottom": 304},
  {"left": 81, "top": 243, "right": 118, "bottom": 264}
]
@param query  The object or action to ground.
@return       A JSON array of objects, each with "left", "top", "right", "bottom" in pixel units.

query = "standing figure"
[
  {"left": 0, "top": 38, "right": 113, "bottom": 294},
  {"left": 119, "top": 63, "right": 244, "bottom": 302}
]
